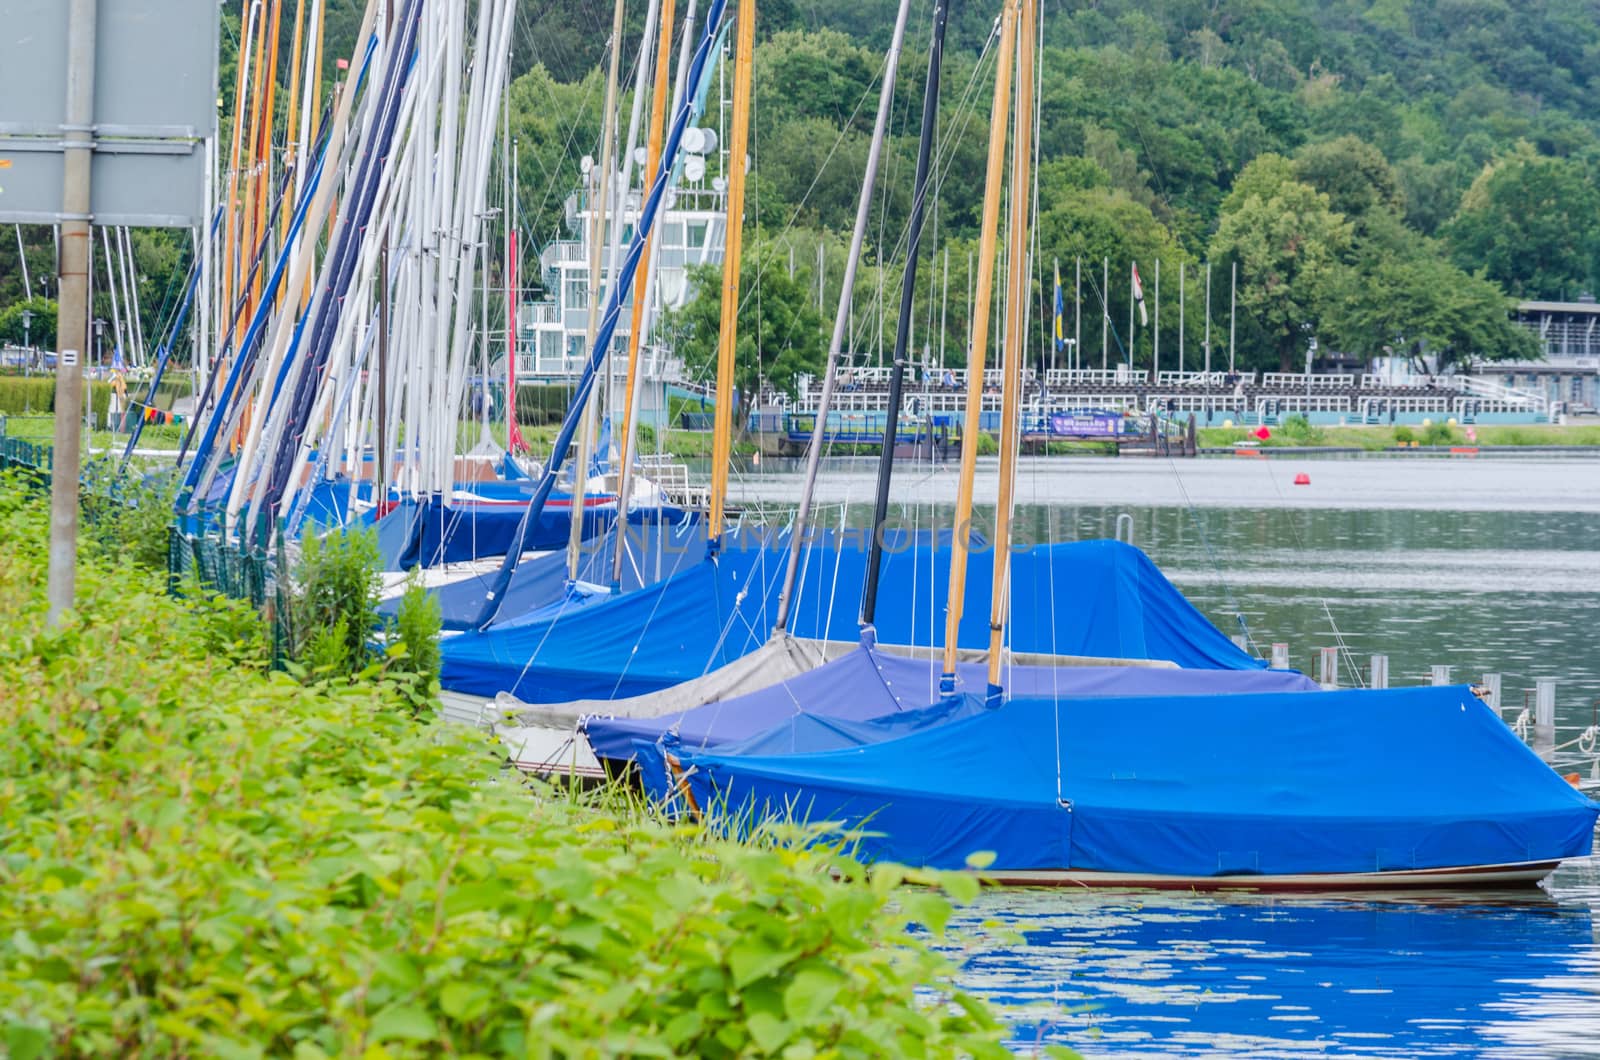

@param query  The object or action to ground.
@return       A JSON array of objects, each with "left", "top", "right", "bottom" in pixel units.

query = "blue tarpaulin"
[
  {"left": 584, "top": 643, "right": 1319, "bottom": 773},
  {"left": 677, "top": 686, "right": 1599, "bottom": 879},
  {"left": 405, "top": 512, "right": 708, "bottom": 629},
  {"left": 439, "top": 537, "right": 1264, "bottom": 701}
]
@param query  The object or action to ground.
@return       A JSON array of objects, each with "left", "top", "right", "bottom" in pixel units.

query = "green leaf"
[
  {"left": 439, "top": 981, "right": 492, "bottom": 1023},
  {"left": 745, "top": 1012, "right": 792, "bottom": 1055},
  {"left": 369, "top": 1003, "right": 437, "bottom": 1043},
  {"left": 964, "top": 850, "right": 997, "bottom": 870},
  {"left": 729, "top": 940, "right": 798, "bottom": 989},
  {"left": 4, "top": 1023, "right": 51, "bottom": 1060},
  {"left": 783, "top": 966, "right": 844, "bottom": 1024}
]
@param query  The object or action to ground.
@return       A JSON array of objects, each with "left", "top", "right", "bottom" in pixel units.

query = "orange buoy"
[{"left": 1293, "top": 472, "right": 1310, "bottom": 485}]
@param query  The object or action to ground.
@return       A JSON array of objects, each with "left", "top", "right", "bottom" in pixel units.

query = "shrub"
[
  {"left": 1392, "top": 425, "right": 1415, "bottom": 444},
  {"left": 78, "top": 458, "right": 180, "bottom": 572},
  {"left": 391, "top": 566, "right": 442, "bottom": 712},
  {"left": 0, "top": 484, "right": 1006, "bottom": 1058},
  {"left": 288, "top": 523, "right": 382, "bottom": 677},
  {"left": 1421, "top": 420, "right": 1460, "bottom": 446}
]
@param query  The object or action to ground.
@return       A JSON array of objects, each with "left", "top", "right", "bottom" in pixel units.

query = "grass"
[{"left": 1198, "top": 422, "right": 1600, "bottom": 450}]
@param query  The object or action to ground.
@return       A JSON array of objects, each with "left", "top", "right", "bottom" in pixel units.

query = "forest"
[{"left": 4, "top": 0, "right": 1598, "bottom": 377}]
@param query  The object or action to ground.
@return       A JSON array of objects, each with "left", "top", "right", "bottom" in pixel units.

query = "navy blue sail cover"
[
  {"left": 584, "top": 644, "right": 1319, "bottom": 767},
  {"left": 440, "top": 537, "right": 1264, "bottom": 701},
  {"left": 676, "top": 686, "right": 1600, "bottom": 878}
]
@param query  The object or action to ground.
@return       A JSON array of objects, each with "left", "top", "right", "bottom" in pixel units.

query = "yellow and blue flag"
[{"left": 1053, "top": 260, "right": 1066, "bottom": 353}]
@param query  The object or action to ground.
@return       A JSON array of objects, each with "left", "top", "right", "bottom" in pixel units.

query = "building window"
[
  {"left": 663, "top": 221, "right": 685, "bottom": 249},
  {"left": 1573, "top": 376, "right": 1584, "bottom": 400},
  {"left": 687, "top": 220, "right": 709, "bottom": 249}
]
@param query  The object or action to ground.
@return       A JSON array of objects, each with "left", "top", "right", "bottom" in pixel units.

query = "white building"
[{"left": 515, "top": 144, "right": 728, "bottom": 428}]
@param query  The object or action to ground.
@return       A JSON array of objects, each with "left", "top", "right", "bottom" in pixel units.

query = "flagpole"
[
  {"left": 1229, "top": 259, "right": 1237, "bottom": 375},
  {"left": 1073, "top": 255, "right": 1080, "bottom": 375},
  {"left": 1153, "top": 257, "right": 1160, "bottom": 385},
  {"left": 1128, "top": 260, "right": 1134, "bottom": 372},
  {"left": 1178, "top": 260, "right": 1185, "bottom": 376},
  {"left": 1204, "top": 260, "right": 1212, "bottom": 379},
  {"left": 1101, "top": 256, "right": 1108, "bottom": 371}
]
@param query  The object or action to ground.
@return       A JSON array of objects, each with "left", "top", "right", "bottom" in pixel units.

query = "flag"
[
  {"left": 1131, "top": 263, "right": 1149, "bottom": 327},
  {"left": 1053, "top": 260, "right": 1066, "bottom": 352}
]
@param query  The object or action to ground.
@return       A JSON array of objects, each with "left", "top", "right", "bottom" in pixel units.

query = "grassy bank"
[
  {"left": 1198, "top": 421, "right": 1600, "bottom": 450},
  {"left": 0, "top": 477, "right": 1010, "bottom": 1057}
]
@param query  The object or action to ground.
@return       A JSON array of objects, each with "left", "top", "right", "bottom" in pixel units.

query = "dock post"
[
  {"left": 1370, "top": 654, "right": 1389, "bottom": 689},
  {"left": 1318, "top": 647, "right": 1338, "bottom": 689},
  {"left": 1430, "top": 664, "right": 1453, "bottom": 686},
  {"left": 1534, "top": 678, "right": 1557, "bottom": 751},
  {"left": 1480, "top": 672, "right": 1502, "bottom": 716},
  {"left": 1270, "top": 642, "right": 1289, "bottom": 670}
]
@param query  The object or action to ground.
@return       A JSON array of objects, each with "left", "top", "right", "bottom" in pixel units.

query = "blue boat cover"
[
  {"left": 393, "top": 511, "right": 707, "bottom": 628},
  {"left": 584, "top": 644, "right": 1319, "bottom": 768},
  {"left": 375, "top": 493, "right": 666, "bottom": 569},
  {"left": 677, "top": 686, "right": 1600, "bottom": 878},
  {"left": 440, "top": 537, "right": 1264, "bottom": 701}
]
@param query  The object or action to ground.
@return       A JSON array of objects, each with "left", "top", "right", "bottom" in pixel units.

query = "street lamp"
[
  {"left": 93, "top": 317, "right": 107, "bottom": 372},
  {"left": 21, "top": 309, "right": 34, "bottom": 373}
]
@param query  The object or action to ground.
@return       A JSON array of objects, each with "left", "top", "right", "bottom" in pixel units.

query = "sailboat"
[{"left": 633, "top": 0, "right": 1600, "bottom": 888}]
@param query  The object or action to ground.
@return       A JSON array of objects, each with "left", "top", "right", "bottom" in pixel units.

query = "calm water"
[{"left": 730, "top": 453, "right": 1600, "bottom": 1055}]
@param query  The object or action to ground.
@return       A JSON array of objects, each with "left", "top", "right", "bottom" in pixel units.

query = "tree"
[
  {"left": 667, "top": 245, "right": 826, "bottom": 417},
  {"left": 1037, "top": 183, "right": 1190, "bottom": 371},
  {"left": 1446, "top": 148, "right": 1600, "bottom": 299},
  {"left": 1292, "top": 135, "right": 1404, "bottom": 222},
  {"left": 1319, "top": 256, "right": 1538, "bottom": 371},
  {"left": 1210, "top": 154, "right": 1351, "bottom": 370},
  {"left": 0, "top": 298, "right": 57, "bottom": 351}
]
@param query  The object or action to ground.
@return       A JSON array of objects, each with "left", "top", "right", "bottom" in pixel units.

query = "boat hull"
[{"left": 980, "top": 860, "right": 1565, "bottom": 892}]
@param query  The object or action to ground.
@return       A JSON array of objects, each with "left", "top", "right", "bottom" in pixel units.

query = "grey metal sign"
[{"left": 0, "top": 0, "right": 218, "bottom": 226}]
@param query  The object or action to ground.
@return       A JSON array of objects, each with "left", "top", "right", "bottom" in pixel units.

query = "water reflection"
[{"left": 950, "top": 859, "right": 1600, "bottom": 1058}]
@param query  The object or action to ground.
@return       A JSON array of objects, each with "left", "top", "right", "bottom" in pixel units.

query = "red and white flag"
[{"left": 1131, "top": 263, "right": 1149, "bottom": 327}]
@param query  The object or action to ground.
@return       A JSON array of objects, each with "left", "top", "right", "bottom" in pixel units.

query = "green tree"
[
  {"left": 1446, "top": 148, "right": 1600, "bottom": 299},
  {"left": 1210, "top": 154, "right": 1351, "bottom": 370},
  {"left": 668, "top": 244, "right": 826, "bottom": 415},
  {"left": 1320, "top": 255, "right": 1538, "bottom": 371},
  {"left": 0, "top": 299, "right": 57, "bottom": 351},
  {"left": 1292, "top": 135, "right": 1405, "bottom": 222}
]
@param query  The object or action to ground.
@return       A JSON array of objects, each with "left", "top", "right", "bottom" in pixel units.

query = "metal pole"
[
  {"left": 861, "top": 0, "right": 948, "bottom": 629},
  {"left": 1204, "top": 260, "right": 1211, "bottom": 378},
  {"left": 48, "top": 0, "right": 97, "bottom": 625},
  {"left": 1153, "top": 257, "right": 1159, "bottom": 384},
  {"left": 1101, "top": 256, "right": 1107, "bottom": 371},
  {"left": 1178, "top": 260, "right": 1184, "bottom": 376},
  {"left": 1228, "top": 259, "right": 1237, "bottom": 375},
  {"left": 1073, "top": 255, "right": 1080, "bottom": 375}
]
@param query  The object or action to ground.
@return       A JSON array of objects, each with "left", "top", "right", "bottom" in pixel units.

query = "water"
[{"left": 730, "top": 453, "right": 1600, "bottom": 1054}]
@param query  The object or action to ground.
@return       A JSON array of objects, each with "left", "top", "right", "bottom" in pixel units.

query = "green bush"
[
  {"left": 288, "top": 524, "right": 382, "bottom": 677},
  {"left": 1392, "top": 425, "right": 1416, "bottom": 444},
  {"left": 0, "top": 483, "right": 1006, "bottom": 1057},
  {"left": 392, "top": 567, "right": 442, "bottom": 711},
  {"left": 1421, "top": 420, "right": 1460, "bottom": 446},
  {"left": 78, "top": 458, "right": 179, "bottom": 572}
]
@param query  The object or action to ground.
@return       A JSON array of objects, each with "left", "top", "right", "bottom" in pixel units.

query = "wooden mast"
[
  {"left": 938, "top": 0, "right": 1018, "bottom": 694},
  {"left": 985, "top": 0, "right": 1037, "bottom": 699},
  {"left": 280, "top": 0, "right": 308, "bottom": 249},
  {"left": 707, "top": 0, "right": 756, "bottom": 545},
  {"left": 611, "top": 0, "right": 676, "bottom": 587}
]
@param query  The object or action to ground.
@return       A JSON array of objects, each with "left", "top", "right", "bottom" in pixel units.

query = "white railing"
[
  {"left": 1147, "top": 393, "right": 1244, "bottom": 412},
  {"left": 1360, "top": 396, "right": 1450, "bottom": 418},
  {"left": 1454, "top": 397, "right": 1538, "bottom": 417},
  {"left": 1458, "top": 375, "right": 1548, "bottom": 415},
  {"left": 1044, "top": 368, "right": 1125, "bottom": 387},
  {"left": 1154, "top": 370, "right": 1227, "bottom": 388},
  {"left": 1261, "top": 372, "right": 1354, "bottom": 391},
  {"left": 1255, "top": 395, "right": 1351, "bottom": 415}
]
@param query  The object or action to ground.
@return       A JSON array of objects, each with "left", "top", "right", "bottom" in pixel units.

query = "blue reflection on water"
[{"left": 952, "top": 858, "right": 1600, "bottom": 1058}]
